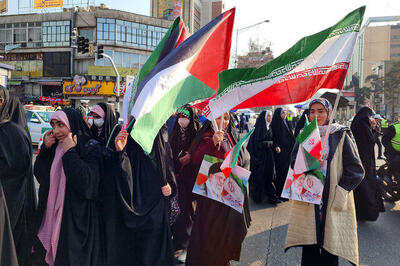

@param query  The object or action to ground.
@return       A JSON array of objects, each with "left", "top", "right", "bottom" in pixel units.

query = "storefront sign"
[
  {"left": 0, "top": 53, "right": 43, "bottom": 61},
  {"left": 63, "top": 76, "right": 117, "bottom": 96},
  {"left": 88, "top": 66, "right": 139, "bottom": 78}
]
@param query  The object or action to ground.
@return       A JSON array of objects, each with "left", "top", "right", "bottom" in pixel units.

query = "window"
[
  {"left": 42, "top": 20, "right": 70, "bottom": 47},
  {"left": 96, "top": 18, "right": 167, "bottom": 50},
  {"left": 79, "top": 29, "right": 94, "bottom": 41},
  {"left": 391, "top": 44, "right": 400, "bottom": 48},
  {"left": 0, "top": 24, "right": 12, "bottom": 43},
  {"left": 391, "top": 35, "right": 400, "bottom": 40}
]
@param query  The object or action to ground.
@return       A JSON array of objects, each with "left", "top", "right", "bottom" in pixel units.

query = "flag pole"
[{"left": 321, "top": 90, "right": 342, "bottom": 150}]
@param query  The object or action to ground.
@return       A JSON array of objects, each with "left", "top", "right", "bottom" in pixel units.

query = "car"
[{"left": 24, "top": 106, "right": 54, "bottom": 145}]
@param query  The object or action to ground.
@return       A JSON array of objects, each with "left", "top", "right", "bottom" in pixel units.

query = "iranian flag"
[
  {"left": 124, "top": 9, "right": 235, "bottom": 154},
  {"left": 292, "top": 118, "right": 321, "bottom": 176},
  {"left": 204, "top": 6, "right": 365, "bottom": 120},
  {"left": 220, "top": 129, "right": 254, "bottom": 178}
]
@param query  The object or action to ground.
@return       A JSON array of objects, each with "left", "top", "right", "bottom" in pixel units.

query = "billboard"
[
  {"left": 0, "top": 0, "right": 7, "bottom": 14},
  {"left": 34, "top": 0, "right": 63, "bottom": 9},
  {"left": 157, "top": 0, "right": 183, "bottom": 20}
]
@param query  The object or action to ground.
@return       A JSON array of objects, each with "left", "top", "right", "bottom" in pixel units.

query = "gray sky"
[{"left": 7, "top": 0, "right": 400, "bottom": 58}]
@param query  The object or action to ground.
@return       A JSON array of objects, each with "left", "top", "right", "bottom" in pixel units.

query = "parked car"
[{"left": 24, "top": 105, "right": 54, "bottom": 145}]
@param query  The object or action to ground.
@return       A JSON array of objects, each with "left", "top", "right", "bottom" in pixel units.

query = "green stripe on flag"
[
  {"left": 230, "top": 129, "right": 254, "bottom": 169},
  {"left": 132, "top": 75, "right": 215, "bottom": 154},
  {"left": 302, "top": 146, "right": 320, "bottom": 171},
  {"left": 296, "top": 118, "right": 317, "bottom": 144}
]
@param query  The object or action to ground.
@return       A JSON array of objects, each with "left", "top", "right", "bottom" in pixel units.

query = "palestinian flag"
[
  {"left": 123, "top": 17, "right": 189, "bottom": 123},
  {"left": 205, "top": 6, "right": 365, "bottom": 119},
  {"left": 220, "top": 129, "right": 254, "bottom": 178},
  {"left": 125, "top": 8, "right": 235, "bottom": 153}
]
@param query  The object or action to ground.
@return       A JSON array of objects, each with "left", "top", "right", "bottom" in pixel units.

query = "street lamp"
[{"left": 235, "top": 19, "right": 270, "bottom": 65}]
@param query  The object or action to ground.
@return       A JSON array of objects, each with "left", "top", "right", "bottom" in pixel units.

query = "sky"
[{"left": 7, "top": 0, "right": 400, "bottom": 58}]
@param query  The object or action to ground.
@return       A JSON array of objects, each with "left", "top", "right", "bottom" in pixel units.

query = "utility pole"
[{"left": 99, "top": 50, "right": 120, "bottom": 113}]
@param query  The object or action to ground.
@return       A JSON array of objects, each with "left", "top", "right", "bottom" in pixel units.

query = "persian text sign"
[
  {"left": 63, "top": 80, "right": 116, "bottom": 96},
  {"left": 34, "top": 0, "right": 63, "bottom": 9}
]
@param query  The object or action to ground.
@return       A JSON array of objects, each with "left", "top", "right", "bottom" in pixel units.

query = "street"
[
  {"left": 231, "top": 154, "right": 400, "bottom": 266},
  {"left": 232, "top": 196, "right": 400, "bottom": 266}
]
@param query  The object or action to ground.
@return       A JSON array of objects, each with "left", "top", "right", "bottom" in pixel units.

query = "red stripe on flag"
[
  {"left": 186, "top": 8, "right": 235, "bottom": 91},
  {"left": 309, "top": 141, "right": 322, "bottom": 159},
  {"left": 234, "top": 64, "right": 348, "bottom": 109},
  {"left": 175, "top": 20, "right": 190, "bottom": 48}
]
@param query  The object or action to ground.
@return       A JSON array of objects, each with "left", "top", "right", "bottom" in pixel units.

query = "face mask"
[
  {"left": 178, "top": 117, "right": 190, "bottom": 128},
  {"left": 93, "top": 118, "right": 104, "bottom": 128},
  {"left": 88, "top": 118, "right": 93, "bottom": 126}
]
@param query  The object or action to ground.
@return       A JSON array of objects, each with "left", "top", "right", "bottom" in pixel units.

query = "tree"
[{"left": 384, "top": 60, "right": 400, "bottom": 120}]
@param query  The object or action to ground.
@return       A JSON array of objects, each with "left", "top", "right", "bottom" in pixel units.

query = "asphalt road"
[{"left": 231, "top": 155, "right": 400, "bottom": 266}]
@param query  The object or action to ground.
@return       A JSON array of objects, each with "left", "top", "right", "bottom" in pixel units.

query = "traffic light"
[
  {"left": 97, "top": 45, "right": 104, "bottom": 59},
  {"left": 77, "top": 36, "right": 89, "bottom": 54},
  {"left": 77, "top": 36, "right": 85, "bottom": 53}
]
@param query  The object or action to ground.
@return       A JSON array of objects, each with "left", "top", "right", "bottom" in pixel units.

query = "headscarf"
[
  {"left": 38, "top": 108, "right": 92, "bottom": 266},
  {"left": 351, "top": 106, "right": 375, "bottom": 143},
  {"left": 169, "top": 106, "right": 200, "bottom": 165},
  {"left": 38, "top": 111, "right": 70, "bottom": 266},
  {"left": 265, "top": 110, "right": 272, "bottom": 130},
  {"left": 308, "top": 98, "right": 333, "bottom": 125},
  {"left": 89, "top": 103, "right": 119, "bottom": 147},
  {"left": 90, "top": 104, "right": 106, "bottom": 119},
  {"left": 0, "top": 85, "right": 9, "bottom": 123},
  {"left": 271, "top": 107, "right": 287, "bottom": 133},
  {"left": 0, "top": 86, "right": 30, "bottom": 139}
]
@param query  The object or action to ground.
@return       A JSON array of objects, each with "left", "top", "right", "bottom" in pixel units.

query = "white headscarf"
[{"left": 265, "top": 110, "right": 273, "bottom": 130}]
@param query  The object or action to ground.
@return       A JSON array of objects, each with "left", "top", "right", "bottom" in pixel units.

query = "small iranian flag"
[
  {"left": 282, "top": 117, "right": 325, "bottom": 204},
  {"left": 293, "top": 118, "right": 321, "bottom": 176},
  {"left": 296, "top": 117, "right": 322, "bottom": 159},
  {"left": 220, "top": 129, "right": 254, "bottom": 178}
]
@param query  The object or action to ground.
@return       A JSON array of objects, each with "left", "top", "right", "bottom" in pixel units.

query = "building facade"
[
  {"left": 199, "top": 0, "right": 223, "bottom": 27},
  {"left": 345, "top": 16, "right": 400, "bottom": 120},
  {"left": 151, "top": 0, "right": 212, "bottom": 33},
  {"left": 0, "top": 5, "right": 172, "bottom": 107}
]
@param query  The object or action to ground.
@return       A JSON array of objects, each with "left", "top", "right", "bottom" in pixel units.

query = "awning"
[
  {"left": 7, "top": 80, "right": 22, "bottom": 86},
  {"left": 36, "top": 79, "right": 62, "bottom": 86}
]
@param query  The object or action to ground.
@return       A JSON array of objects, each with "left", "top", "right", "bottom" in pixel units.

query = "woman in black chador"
[
  {"left": 168, "top": 106, "right": 200, "bottom": 257},
  {"left": 351, "top": 106, "right": 384, "bottom": 221},
  {"left": 0, "top": 86, "right": 36, "bottom": 266},
  {"left": 33, "top": 108, "right": 105, "bottom": 266},
  {"left": 247, "top": 110, "right": 280, "bottom": 204},
  {"left": 103, "top": 122, "right": 176, "bottom": 266},
  {"left": 271, "top": 108, "right": 295, "bottom": 198},
  {"left": 88, "top": 102, "right": 121, "bottom": 150}
]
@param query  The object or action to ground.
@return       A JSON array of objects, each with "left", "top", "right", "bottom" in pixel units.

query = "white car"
[{"left": 25, "top": 108, "right": 54, "bottom": 145}]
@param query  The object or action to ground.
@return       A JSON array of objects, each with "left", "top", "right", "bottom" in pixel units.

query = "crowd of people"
[{"left": 1, "top": 82, "right": 400, "bottom": 266}]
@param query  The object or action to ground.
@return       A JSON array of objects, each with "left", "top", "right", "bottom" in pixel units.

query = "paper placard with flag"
[
  {"left": 193, "top": 155, "right": 250, "bottom": 213},
  {"left": 203, "top": 6, "right": 365, "bottom": 120},
  {"left": 220, "top": 128, "right": 254, "bottom": 178},
  {"left": 281, "top": 118, "right": 325, "bottom": 204},
  {"left": 123, "top": 8, "right": 235, "bottom": 154}
]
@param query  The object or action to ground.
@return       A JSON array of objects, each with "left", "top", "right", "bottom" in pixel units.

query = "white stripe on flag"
[{"left": 131, "top": 55, "right": 195, "bottom": 120}]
